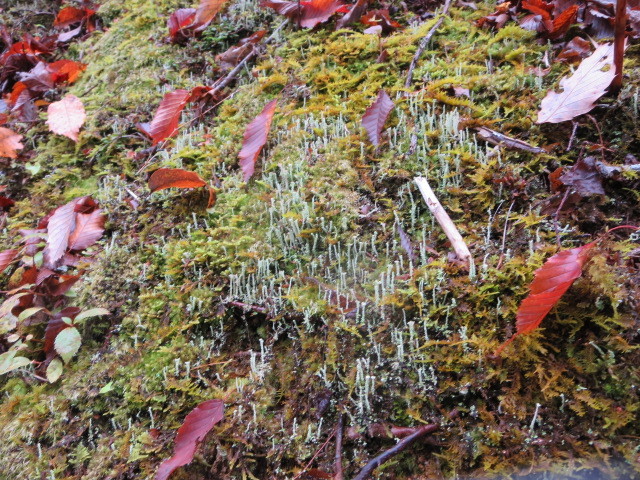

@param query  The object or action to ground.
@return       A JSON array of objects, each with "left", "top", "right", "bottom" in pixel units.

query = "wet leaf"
[
  {"left": 362, "top": 89, "right": 394, "bottom": 146},
  {"left": 155, "top": 399, "right": 224, "bottom": 480},
  {"left": 46, "top": 94, "right": 86, "bottom": 141},
  {"left": 496, "top": 242, "right": 595, "bottom": 354},
  {"left": 0, "top": 127, "right": 24, "bottom": 158},
  {"left": 144, "top": 90, "right": 191, "bottom": 145},
  {"left": 537, "top": 43, "right": 615, "bottom": 124},
  {"left": 238, "top": 99, "right": 277, "bottom": 182}
]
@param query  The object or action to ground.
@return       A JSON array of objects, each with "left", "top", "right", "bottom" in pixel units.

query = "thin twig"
[
  {"left": 554, "top": 188, "right": 571, "bottom": 248},
  {"left": 292, "top": 428, "right": 337, "bottom": 480},
  {"left": 352, "top": 424, "right": 440, "bottom": 480},
  {"left": 414, "top": 176, "right": 472, "bottom": 264},
  {"left": 566, "top": 121, "right": 579, "bottom": 152},
  {"left": 405, "top": 0, "right": 453, "bottom": 88},
  {"left": 611, "top": 0, "right": 627, "bottom": 91},
  {"left": 334, "top": 414, "right": 344, "bottom": 480}
]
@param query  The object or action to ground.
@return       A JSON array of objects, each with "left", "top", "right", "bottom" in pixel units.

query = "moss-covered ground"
[{"left": 1, "top": 0, "right": 639, "bottom": 478}]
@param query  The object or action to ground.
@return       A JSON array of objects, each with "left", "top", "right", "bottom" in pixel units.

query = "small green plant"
[{"left": 0, "top": 196, "right": 109, "bottom": 382}]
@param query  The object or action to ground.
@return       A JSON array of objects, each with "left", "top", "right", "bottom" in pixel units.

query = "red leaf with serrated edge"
[
  {"left": 495, "top": 242, "right": 595, "bottom": 355},
  {"left": 149, "top": 168, "right": 215, "bottom": 208},
  {"left": 238, "top": 99, "right": 277, "bottom": 182},
  {"left": 0, "top": 249, "right": 18, "bottom": 273},
  {"left": 0, "top": 127, "right": 24, "bottom": 158},
  {"left": 362, "top": 89, "right": 394, "bottom": 146},
  {"left": 155, "top": 399, "right": 224, "bottom": 480},
  {"left": 68, "top": 209, "right": 106, "bottom": 251},
  {"left": 145, "top": 90, "right": 191, "bottom": 145},
  {"left": 47, "top": 94, "right": 86, "bottom": 142}
]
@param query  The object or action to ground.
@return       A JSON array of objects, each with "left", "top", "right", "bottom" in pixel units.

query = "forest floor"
[{"left": 1, "top": 0, "right": 640, "bottom": 479}]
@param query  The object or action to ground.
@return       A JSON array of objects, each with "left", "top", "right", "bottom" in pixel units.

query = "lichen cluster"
[{"left": 0, "top": 0, "right": 639, "bottom": 479}]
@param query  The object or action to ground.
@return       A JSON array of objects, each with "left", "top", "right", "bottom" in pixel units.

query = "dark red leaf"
[
  {"left": 155, "top": 399, "right": 224, "bottom": 480},
  {"left": 238, "top": 99, "right": 277, "bottom": 182},
  {"left": 44, "top": 307, "right": 81, "bottom": 357},
  {"left": 558, "top": 156, "right": 605, "bottom": 196},
  {"left": 19, "top": 62, "right": 54, "bottom": 92},
  {"left": 215, "top": 31, "right": 266, "bottom": 69},
  {"left": 495, "top": 242, "right": 595, "bottom": 355},
  {"left": 167, "top": 9, "right": 196, "bottom": 41},
  {"left": 362, "top": 89, "right": 394, "bottom": 146},
  {"left": 556, "top": 36, "right": 592, "bottom": 63},
  {"left": 54, "top": 6, "right": 96, "bottom": 28},
  {"left": 549, "top": 4, "right": 579, "bottom": 38},
  {"left": 68, "top": 209, "right": 106, "bottom": 251},
  {"left": 146, "top": 90, "right": 191, "bottom": 145},
  {"left": 0, "top": 249, "right": 18, "bottom": 273}
]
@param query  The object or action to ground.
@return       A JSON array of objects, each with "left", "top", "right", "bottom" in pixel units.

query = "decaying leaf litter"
[{"left": 1, "top": 0, "right": 640, "bottom": 478}]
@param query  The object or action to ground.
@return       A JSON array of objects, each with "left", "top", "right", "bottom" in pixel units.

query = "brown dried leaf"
[{"left": 362, "top": 89, "right": 394, "bottom": 146}]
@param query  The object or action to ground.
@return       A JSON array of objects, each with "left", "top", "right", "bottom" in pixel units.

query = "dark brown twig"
[
  {"left": 292, "top": 428, "right": 337, "bottom": 480},
  {"left": 352, "top": 424, "right": 440, "bottom": 480},
  {"left": 405, "top": 0, "right": 453, "bottom": 88},
  {"left": 553, "top": 187, "right": 572, "bottom": 248},
  {"left": 334, "top": 414, "right": 344, "bottom": 480},
  {"left": 611, "top": 0, "right": 627, "bottom": 91}
]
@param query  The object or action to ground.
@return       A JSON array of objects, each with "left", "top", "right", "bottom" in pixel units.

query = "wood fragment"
[
  {"left": 334, "top": 414, "right": 344, "bottom": 480},
  {"left": 405, "top": 0, "right": 452, "bottom": 88},
  {"left": 475, "top": 127, "right": 545, "bottom": 154},
  {"left": 414, "top": 177, "right": 472, "bottom": 264}
]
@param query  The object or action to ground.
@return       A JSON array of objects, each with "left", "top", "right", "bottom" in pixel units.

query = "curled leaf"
[
  {"left": 155, "top": 399, "right": 224, "bottom": 480},
  {"left": 149, "top": 168, "right": 215, "bottom": 208},
  {"left": 238, "top": 99, "right": 277, "bottom": 182},
  {"left": 144, "top": 90, "right": 191, "bottom": 145},
  {"left": 0, "top": 249, "right": 18, "bottom": 273},
  {"left": 362, "top": 89, "right": 394, "bottom": 146}
]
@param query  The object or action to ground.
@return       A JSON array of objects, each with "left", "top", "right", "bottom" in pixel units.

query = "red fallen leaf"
[
  {"left": 304, "top": 469, "right": 334, "bottom": 479},
  {"left": 360, "top": 9, "right": 401, "bottom": 34},
  {"left": 167, "top": 8, "right": 197, "bottom": 41},
  {"left": 260, "top": 0, "right": 344, "bottom": 28},
  {"left": 549, "top": 4, "right": 579, "bottom": 39},
  {"left": 49, "top": 273, "right": 82, "bottom": 296},
  {"left": 68, "top": 209, "right": 106, "bottom": 251},
  {"left": 0, "top": 249, "right": 18, "bottom": 273},
  {"left": 558, "top": 156, "right": 605, "bottom": 196},
  {"left": 238, "top": 99, "right": 277, "bottom": 182},
  {"left": 336, "top": 0, "right": 368, "bottom": 29},
  {"left": 0, "top": 195, "right": 14, "bottom": 209},
  {"left": 495, "top": 242, "right": 595, "bottom": 355},
  {"left": 0, "top": 127, "right": 24, "bottom": 158},
  {"left": 148, "top": 168, "right": 215, "bottom": 208},
  {"left": 48, "top": 59, "right": 87, "bottom": 84},
  {"left": 362, "top": 89, "right": 394, "bottom": 146},
  {"left": 46, "top": 94, "right": 86, "bottom": 142},
  {"left": 537, "top": 43, "right": 615, "bottom": 124},
  {"left": 54, "top": 6, "right": 96, "bottom": 28},
  {"left": 144, "top": 89, "right": 191, "bottom": 145},
  {"left": 521, "top": 0, "right": 553, "bottom": 17},
  {"left": 155, "top": 399, "right": 224, "bottom": 480},
  {"left": 192, "top": 0, "right": 229, "bottom": 29},
  {"left": 556, "top": 36, "right": 592, "bottom": 63},
  {"left": 300, "top": 0, "right": 345, "bottom": 28}
]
